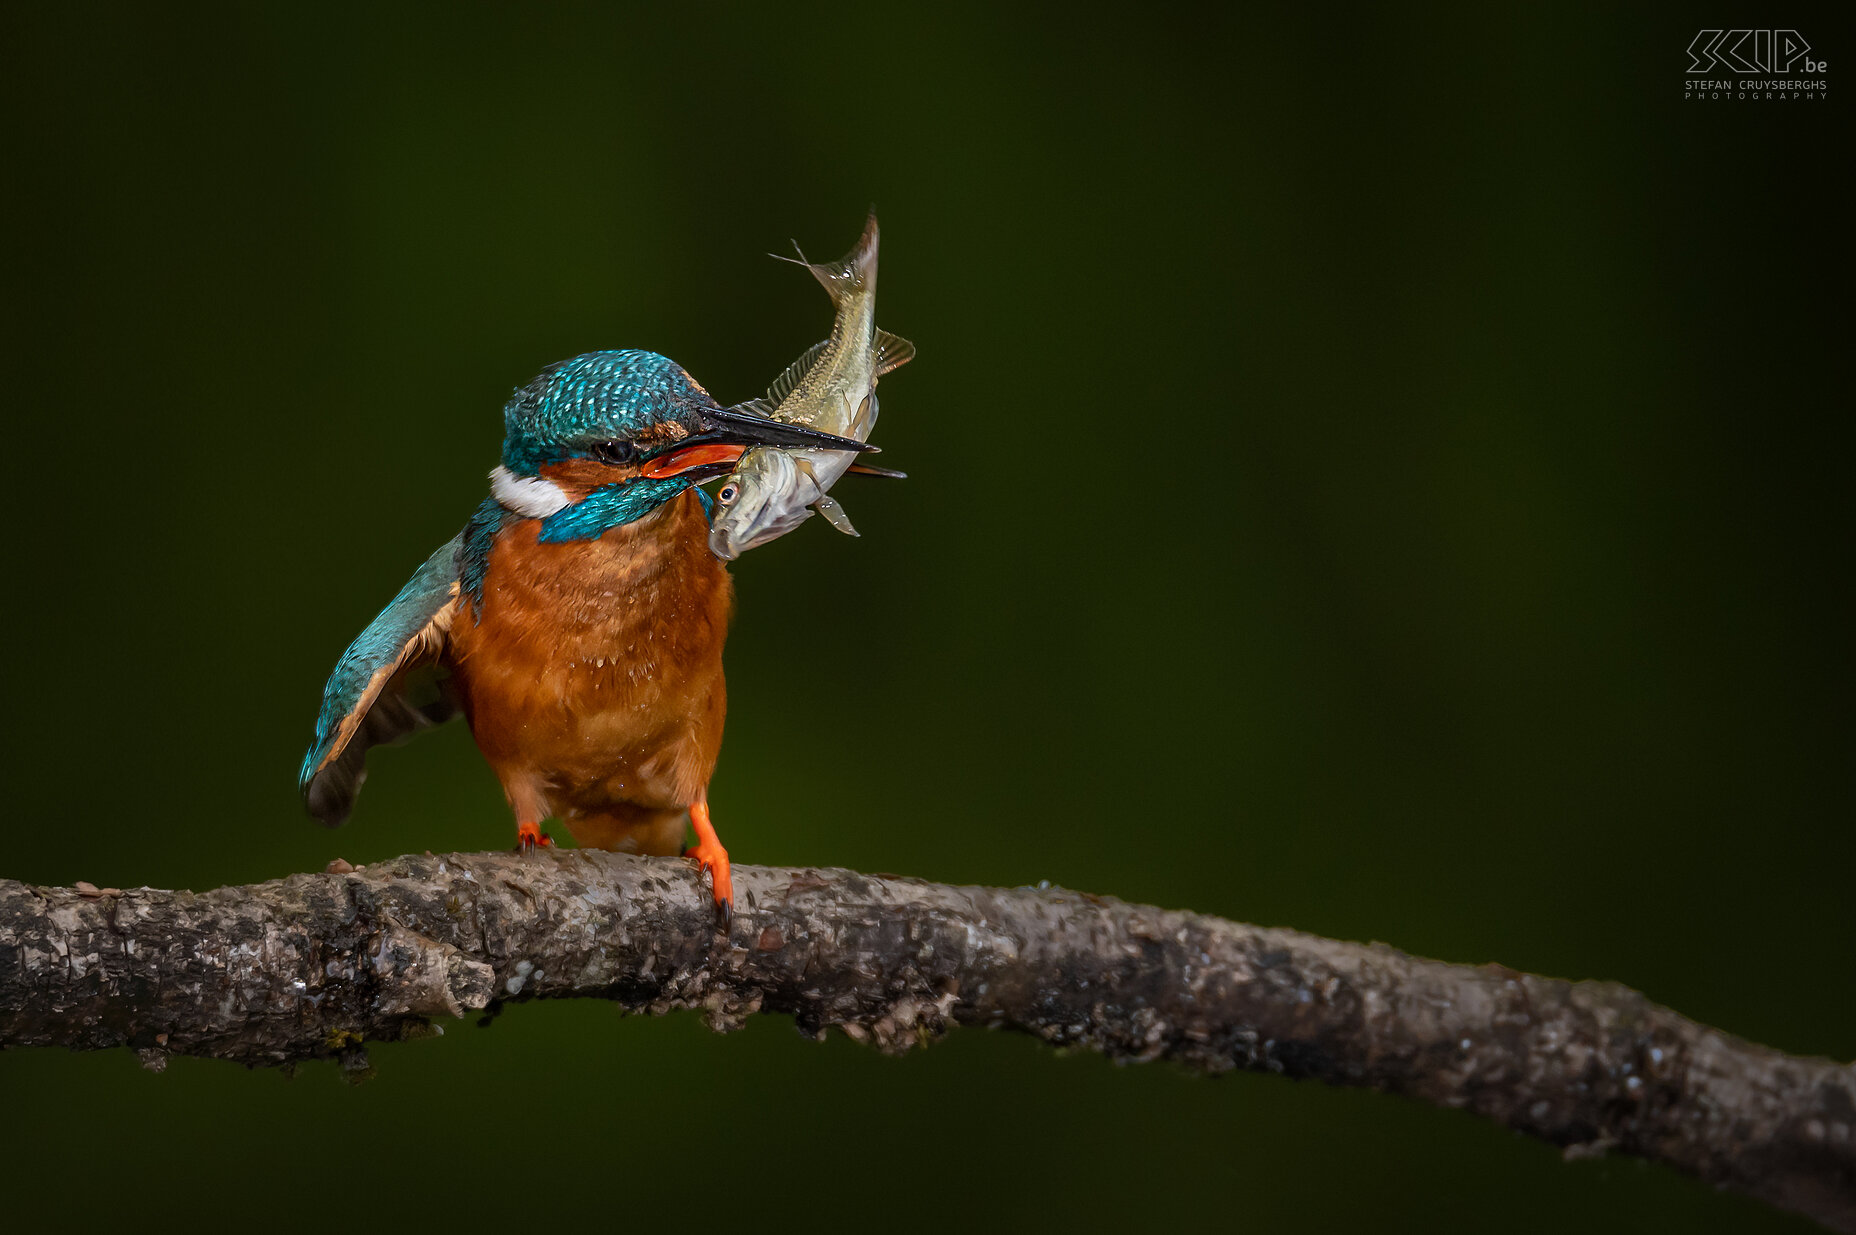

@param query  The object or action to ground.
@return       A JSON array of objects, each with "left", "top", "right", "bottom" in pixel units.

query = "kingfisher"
[{"left": 298, "top": 350, "right": 875, "bottom": 921}]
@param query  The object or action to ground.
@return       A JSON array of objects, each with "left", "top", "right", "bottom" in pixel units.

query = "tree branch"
[{"left": 2, "top": 851, "right": 1850, "bottom": 1229}]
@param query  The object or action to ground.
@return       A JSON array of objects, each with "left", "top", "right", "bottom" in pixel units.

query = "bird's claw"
[
  {"left": 515, "top": 822, "right": 554, "bottom": 853},
  {"left": 682, "top": 840, "right": 734, "bottom": 929}
]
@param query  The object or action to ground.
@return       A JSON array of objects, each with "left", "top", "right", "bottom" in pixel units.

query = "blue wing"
[{"left": 299, "top": 534, "right": 464, "bottom": 827}]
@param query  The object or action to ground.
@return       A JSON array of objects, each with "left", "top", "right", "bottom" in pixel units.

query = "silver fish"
[{"left": 709, "top": 213, "right": 914, "bottom": 561}]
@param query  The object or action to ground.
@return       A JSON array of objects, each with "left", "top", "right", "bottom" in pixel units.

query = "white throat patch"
[{"left": 490, "top": 465, "right": 572, "bottom": 518}]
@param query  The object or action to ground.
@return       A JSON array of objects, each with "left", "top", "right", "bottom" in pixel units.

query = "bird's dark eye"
[
  {"left": 590, "top": 440, "right": 639, "bottom": 466},
  {"left": 717, "top": 484, "right": 739, "bottom": 504}
]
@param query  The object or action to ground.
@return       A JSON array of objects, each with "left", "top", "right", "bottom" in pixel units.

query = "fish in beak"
[{"left": 642, "top": 402, "right": 878, "bottom": 480}]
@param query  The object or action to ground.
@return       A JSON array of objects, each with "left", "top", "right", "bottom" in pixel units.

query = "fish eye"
[{"left": 717, "top": 483, "right": 739, "bottom": 504}]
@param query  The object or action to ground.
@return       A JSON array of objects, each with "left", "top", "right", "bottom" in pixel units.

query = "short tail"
[{"left": 773, "top": 210, "right": 880, "bottom": 305}]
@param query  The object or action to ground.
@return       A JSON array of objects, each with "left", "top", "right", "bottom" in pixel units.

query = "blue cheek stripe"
[
  {"left": 462, "top": 479, "right": 690, "bottom": 623},
  {"left": 537, "top": 477, "right": 691, "bottom": 543}
]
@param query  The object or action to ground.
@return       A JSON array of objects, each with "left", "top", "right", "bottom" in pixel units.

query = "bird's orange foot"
[
  {"left": 684, "top": 797, "right": 733, "bottom": 928},
  {"left": 515, "top": 821, "right": 553, "bottom": 852},
  {"left": 683, "top": 838, "right": 733, "bottom": 927}
]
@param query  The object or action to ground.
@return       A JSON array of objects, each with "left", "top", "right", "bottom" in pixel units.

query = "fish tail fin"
[
  {"left": 774, "top": 211, "right": 880, "bottom": 306},
  {"left": 834, "top": 209, "right": 880, "bottom": 294},
  {"left": 768, "top": 239, "right": 814, "bottom": 270}
]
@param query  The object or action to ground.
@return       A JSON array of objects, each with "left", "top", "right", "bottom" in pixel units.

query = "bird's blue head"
[{"left": 489, "top": 349, "right": 872, "bottom": 542}]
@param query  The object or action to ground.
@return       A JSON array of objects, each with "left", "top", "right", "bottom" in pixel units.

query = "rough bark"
[{"left": 2, "top": 851, "right": 1850, "bottom": 1230}]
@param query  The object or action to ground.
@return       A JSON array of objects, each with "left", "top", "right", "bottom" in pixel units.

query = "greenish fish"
[{"left": 708, "top": 213, "right": 915, "bottom": 561}]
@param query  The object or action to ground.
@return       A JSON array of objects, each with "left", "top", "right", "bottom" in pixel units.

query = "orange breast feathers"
[{"left": 446, "top": 490, "right": 733, "bottom": 852}]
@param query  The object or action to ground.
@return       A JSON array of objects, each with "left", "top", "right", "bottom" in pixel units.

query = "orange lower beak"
[{"left": 640, "top": 443, "right": 748, "bottom": 479}]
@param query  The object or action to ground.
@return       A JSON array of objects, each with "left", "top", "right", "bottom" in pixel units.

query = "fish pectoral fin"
[
  {"left": 793, "top": 456, "right": 843, "bottom": 509},
  {"left": 875, "top": 330, "right": 916, "bottom": 376},
  {"left": 851, "top": 392, "right": 878, "bottom": 438},
  {"left": 813, "top": 494, "right": 859, "bottom": 537},
  {"left": 846, "top": 462, "right": 908, "bottom": 480}
]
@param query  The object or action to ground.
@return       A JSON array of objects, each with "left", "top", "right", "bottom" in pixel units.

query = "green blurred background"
[{"left": 3, "top": 4, "right": 1848, "bottom": 1231}]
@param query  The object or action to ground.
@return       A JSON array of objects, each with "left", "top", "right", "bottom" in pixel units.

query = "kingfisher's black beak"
[
  {"left": 700, "top": 403, "right": 878, "bottom": 454},
  {"left": 642, "top": 402, "right": 877, "bottom": 479}
]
